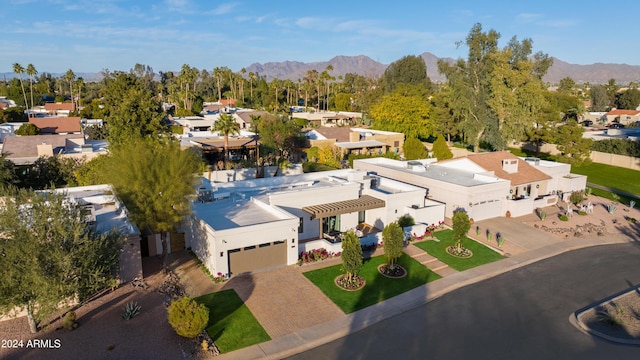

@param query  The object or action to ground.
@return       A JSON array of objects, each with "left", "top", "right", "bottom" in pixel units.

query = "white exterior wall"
[
  {"left": 268, "top": 182, "right": 361, "bottom": 240},
  {"left": 405, "top": 202, "right": 446, "bottom": 226},
  {"left": 186, "top": 215, "right": 298, "bottom": 277}
]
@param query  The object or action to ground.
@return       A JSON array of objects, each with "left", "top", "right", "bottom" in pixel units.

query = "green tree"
[
  {"left": 430, "top": 87, "right": 460, "bottom": 142},
  {"left": 167, "top": 297, "right": 209, "bottom": 338},
  {"left": 102, "top": 72, "right": 169, "bottom": 147},
  {"left": 106, "top": 140, "right": 201, "bottom": 266},
  {"left": 74, "top": 155, "right": 110, "bottom": 186},
  {"left": 558, "top": 77, "right": 576, "bottom": 94},
  {"left": 17, "top": 156, "right": 83, "bottom": 190},
  {"left": 14, "top": 123, "right": 41, "bottom": 135},
  {"left": 12, "top": 63, "right": 28, "bottom": 108},
  {"left": 403, "top": 137, "right": 427, "bottom": 160},
  {"left": 0, "top": 154, "right": 17, "bottom": 186},
  {"left": 432, "top": 134, "right": 453, "bottom": 160},
  {"left": 0, "top": 188, "right": 122, "bottom": 333},
  {"left": 615, "top": 88, "right": 640, "bottom": 110},
  {"left": 257, "top": 114, "right": 305, "bottom": 163},
  {"left": 589, "top": 85, "right": 609, "bottom": 112},
  {"left": 452, "top": 210, "right": 471, "bottom": 252},
  {"left": 370, "top": 88, "right": 432, "bottom": 139},
  {"left": 381, "top": 55, "right": 431, "bottom": 93},
  {"left": 438, "top": 23, "right": 551, "bottom": 151},
  {"left": 382, "top": 222, "right": 404, "bottom": 270},
  {"left": 341, "top": 231, "right": 363, "bottom": 282},
  {"left": 0, "top": 107, "right": 28, "bottom": 123},
  {"left": 212, "top": 113, "right": 240, "bottom": 163},
  {"left": 555, "top": 120, "right": 593, "bottom": 165}
]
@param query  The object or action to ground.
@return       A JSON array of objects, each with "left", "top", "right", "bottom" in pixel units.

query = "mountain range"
[
  {"left": 244, "top": 52, "right": 640, "bottom": 85},
  {"left": 3, "top": 53, "right": 639, "bottom": 85}
]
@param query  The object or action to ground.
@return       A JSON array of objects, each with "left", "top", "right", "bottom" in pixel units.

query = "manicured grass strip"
[
  {"left": 195, "top": 289, "right": 270, "bottom": 353},
  {"left": 303, "top": 253, "right": 441, "bottom": 314},
  {"left": 572, "top": 162, "right": 640, "bottom": 196},
  {"left": 413, "top": 230, "right": 503, "bottom": 271}
]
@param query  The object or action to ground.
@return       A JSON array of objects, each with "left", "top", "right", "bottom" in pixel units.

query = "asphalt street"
[{"left": 287, "top": 243, "right": 640, "bottom": 360}]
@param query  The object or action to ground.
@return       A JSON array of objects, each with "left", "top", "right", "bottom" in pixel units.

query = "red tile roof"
[
  {"left": 606, "top": 109, "right": 640, "bottom": 116},
  {"left": 44, "top": 102, "right": 75, "bottom": 111},
  {"left": 465, "top": 151, "right": 551, "bottom": 186},
  {"left": 29, "top": 117, "right": 82, "bottom": 134}
]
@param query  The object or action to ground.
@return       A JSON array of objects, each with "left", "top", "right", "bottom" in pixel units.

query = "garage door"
[
  {"left": 228, "top": 240, "right": 287, "bottom": 276},
  {"left": 469, "top": 200, "right": 502, "bottom": 221}
]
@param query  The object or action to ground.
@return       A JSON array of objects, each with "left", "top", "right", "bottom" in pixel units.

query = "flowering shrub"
[
  {"left": 412, "top": 221, "right": 445, "bottom": 241},
  {"left": 213, "top": 272, "right": 227, "bottom": 283},
  {"left": 297, "top": 248, "right": 340, "bottom": 265}
]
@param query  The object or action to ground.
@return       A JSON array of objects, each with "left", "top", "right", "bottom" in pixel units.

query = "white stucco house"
[
  {"left": 354, "top": 151, "right": 587, "bottom": 221},
  {"left": 183, "top": 169, "right": 445, "bottom": 277}
]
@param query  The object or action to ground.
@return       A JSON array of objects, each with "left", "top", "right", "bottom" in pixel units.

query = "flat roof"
[
  {"left": 356, "top": 158, "right": 506, "bottom": 187},
  {"left": 193, "top": 197, "right": 291, "bottom": 231}
]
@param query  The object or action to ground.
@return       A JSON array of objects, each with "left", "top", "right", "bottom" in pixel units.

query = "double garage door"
[{"left": 228, "top": 240, "right": 287, "bottom": 276}]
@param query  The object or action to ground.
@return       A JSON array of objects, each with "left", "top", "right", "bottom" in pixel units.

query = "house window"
[
  {"left": 322, "top": 215, "right": 340, "bottom": 234},
  {"left": 298, "top": 217, "right": 304, "bottom": 233},
  {"left": 394, "top": 141, "right": 400, "bottom": 147},
  {"left": 358, "top": 210, "right": 365, "bottom": 224}
]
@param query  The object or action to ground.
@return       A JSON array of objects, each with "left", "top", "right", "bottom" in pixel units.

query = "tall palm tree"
[
  {"left": 212, "top": 113, "right": 239, "bottom": 163},
  {"left": 25, "top": 64, "right": 37, "bottom": 114},
  {"left": 64, "top": 69, "right": 76, "bottom": 107},
  {"left": 248, "top": 72, "right": 256, "bottom": 103},
  {"left": 12, "top": 63, "right": 28, "bottom": 109}
]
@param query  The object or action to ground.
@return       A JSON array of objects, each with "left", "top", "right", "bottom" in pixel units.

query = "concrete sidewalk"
[{"left": 215, "top": 233, "right": 632, "bottom": 360}]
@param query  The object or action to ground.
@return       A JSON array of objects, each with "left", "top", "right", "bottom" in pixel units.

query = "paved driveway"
[
  {"left": 168, "top": 252, "right": 344, "bottom": 339},
  {"left": 473, "top": 215, "right": 560, "bottom": 255}
]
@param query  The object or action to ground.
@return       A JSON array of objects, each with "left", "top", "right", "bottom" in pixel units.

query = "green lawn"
[
  {"left": 303, "top": 253, "right": 441, "bottom": 314},
  {"left": 195, "top": 290, "right": 270, "bottom": 353},
  {"left": 572, "top": 162, "right": 640, "bottom": 197},
  {"left": 509, "top": 147, "right": 640, "bottom": 200},
  {"left": 413, "top": 230, "right": 503, "bottom": 271}
]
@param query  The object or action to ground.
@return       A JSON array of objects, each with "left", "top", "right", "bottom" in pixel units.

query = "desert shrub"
[
  {"left": 570, "top": 191, "right": 584, "bottom": 206},
  {"left": 432, "top": 134, "right": 453, "bottom": 160},
  {"left": 578, "top": 210, "right": 587, "bottom": 216},
  {"left": 559, "top": 215, "right": 569, "bottom": 221},
  {"left": 397, "top": 214, "right": 415, "bottom": 228},
  {"left": 539, "top": 210, "right": 547, "bottom": 221},
  {"left": 608, "top": 203, "right": 617, "bottom": 214},
  {"left": 122, "top": 301, "right": 141, "bottom": 320},
  {"left": 167, "top": 297, "right": 210, "bottom": 338},
  {"left": 63, "top": 311, "right": 78, "bottom": 331}
]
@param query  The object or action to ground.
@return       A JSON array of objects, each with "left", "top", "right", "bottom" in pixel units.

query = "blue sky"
[{"left": 2, "top": 0, "right": 639, "bottom": 74}]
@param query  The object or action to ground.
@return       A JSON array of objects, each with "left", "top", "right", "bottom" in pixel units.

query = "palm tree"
[
  {"left": 212, "top": 113, "right": 239, "bottom": 163},
  {"left": 248, "top": 72, "right": 256, "bottom": 103},
  {"left": 12, "top": 63, "right": 28, "bottom": 109},
  {"left": 25, "top": 64, "right": 37, "bottom": 114},
  {"left": 64, "top": 69, "right": 76, "bottom": 107}
]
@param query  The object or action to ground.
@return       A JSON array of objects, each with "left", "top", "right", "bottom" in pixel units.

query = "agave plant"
[{"left": 122, "top": 301, "right": 141, "bottom": 320}]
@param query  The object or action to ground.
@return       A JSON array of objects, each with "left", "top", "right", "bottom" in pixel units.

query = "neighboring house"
[
  {"left": 293, "top": 111, "right": 362, "bottom": 127},
  {"left": 603, "top": 110, "right": 640, "bottom": 125},
  {"left": 354, "top": 151, "right": 586, "bottom": 221},
  {"left": 29, "top": 116, "right": 82, "bottom": 134},
  {"left": 173, "top": 116, "right": 215, "bottom": 132},
  {"left": 44, "top": 102, "right": 75, "bottom": 116},
  {"left": 183, "top": 169, "right": 445, "bottom": 277},
  {"left": 306, "top": 127, "right": 404, "bottom": 158},
  {"left": 188, "top": 137, "right": 258, "bottom": 163},
  {"left": 0, "top": 96, "right": 17, "bottom": 109},
  {"left": 234, "top": 110, "right": 269, "bottom": 130},
  {"left": 0, "top": 122, "right": 23, "bottom": 143},
  {"left": 46, "top": 184, "right": 142, "bottom": 282},
  {"left": 1, "top": 134, "right": 107, "bottom": 165}
]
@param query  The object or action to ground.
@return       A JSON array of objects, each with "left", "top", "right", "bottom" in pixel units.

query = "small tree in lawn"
[
  {"left": 382, "top": 222, "right": 404, "bottom": 270},
  {"left": 452, "top": 210, "right": 471, "bottom": 253},
  {"left": 341, "top": 231, "right": 362, "bottom": 283},
  {"left": 167, "top": 297, "right": 209, "bottom": 338}
]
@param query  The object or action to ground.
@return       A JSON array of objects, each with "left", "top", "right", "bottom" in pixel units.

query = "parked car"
[
  {"left": 581, "top": 120, "right": 593, "bottom": 127},
  {"left": 608, "top": 122, "right": 625, "bottom": 129}
]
